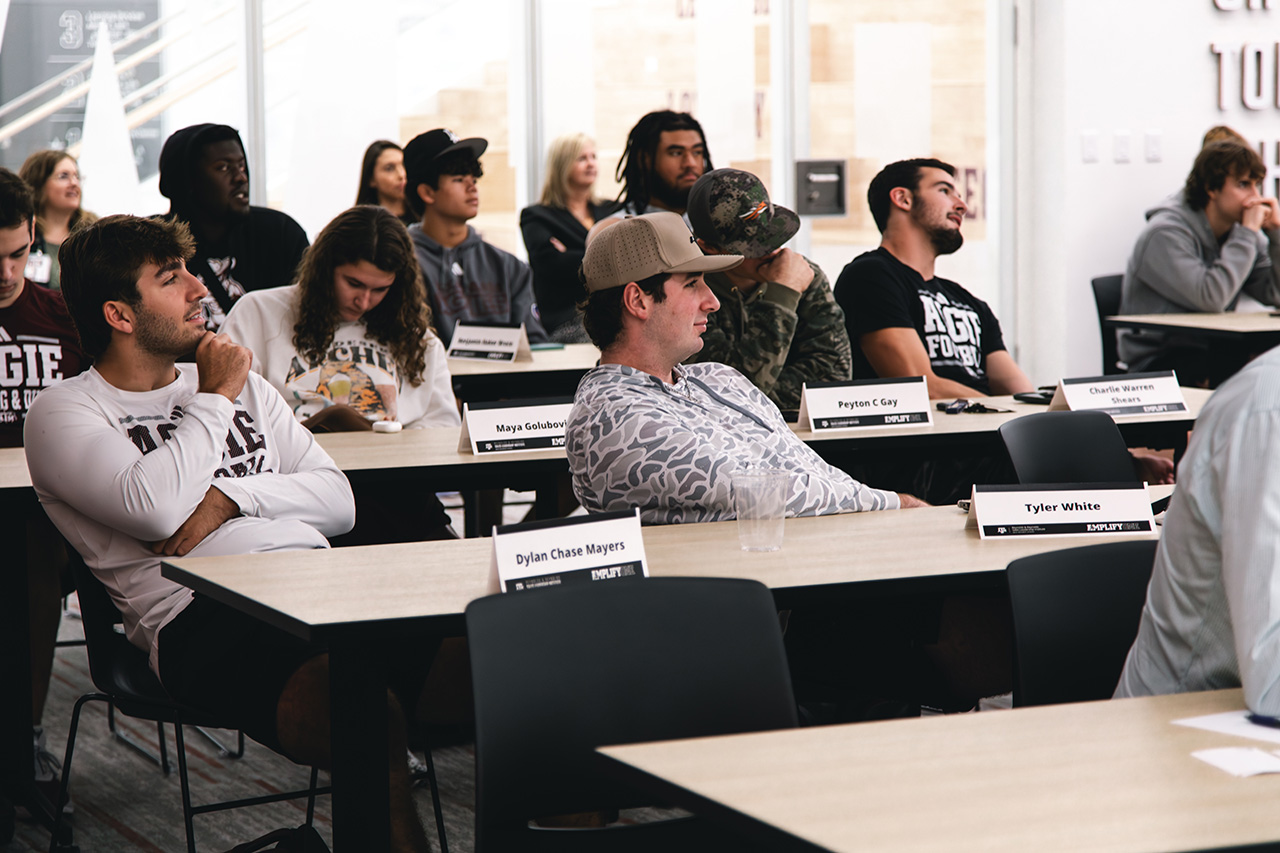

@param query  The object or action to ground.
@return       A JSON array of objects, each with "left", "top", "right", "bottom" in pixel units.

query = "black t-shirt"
[{"left": 834, "top": 247, "right": 1007, "bottom": 395}]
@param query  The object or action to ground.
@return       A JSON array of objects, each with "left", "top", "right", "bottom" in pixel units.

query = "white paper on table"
[
  {"left": 1192, "top": 747, "right": 1280, "bottom": 777},
  {"left": 1173, "top": 710, "right": 1280, "bottom": 745}
]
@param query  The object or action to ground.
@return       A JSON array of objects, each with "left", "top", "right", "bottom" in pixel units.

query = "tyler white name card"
[
  {"left": 966, "top": 483, "right": 1156, "bottom": 539},
  {"left": 1048, "top": 371, "right": 1187, "bottom": 416},
  {"left": 490, "top": 509, "right": 648, "bottom": 593},
  {"left": 798, "top": 376, "right": 932, "bottom": 431},
  {"left": 459, "top": 396, "right": 573, "bottom": 454},
  {"left": 447, "top": 321, "right": 532, "bottom": 362}
]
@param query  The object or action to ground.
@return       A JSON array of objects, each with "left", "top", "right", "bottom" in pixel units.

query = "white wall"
[{"left": 1019, "top": 0, "right": 1280, "bottom": 384}]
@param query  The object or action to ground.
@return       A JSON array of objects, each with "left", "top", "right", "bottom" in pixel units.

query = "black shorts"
[
  {"left": 157, "top": 594, "right": 324, "bottom": 753},
  {"left": 157, "top": 594, "right": 441, "bottom": 755}
]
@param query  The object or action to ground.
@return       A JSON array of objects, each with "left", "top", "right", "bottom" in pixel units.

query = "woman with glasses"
[{"left": 19, "top": 150, "right": 97, "bottom": 292}]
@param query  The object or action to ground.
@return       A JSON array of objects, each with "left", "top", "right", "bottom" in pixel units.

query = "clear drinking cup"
[{"left": 732, "top": 468, "right": 791, "bottom": 551}]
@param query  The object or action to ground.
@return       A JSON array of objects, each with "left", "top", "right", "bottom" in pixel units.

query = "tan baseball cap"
[{"left": 582, "top": 212, "right": 742, "bottom": 293}]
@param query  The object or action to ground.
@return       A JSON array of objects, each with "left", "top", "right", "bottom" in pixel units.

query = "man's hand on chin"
[{"left": 152, "top": 486, "right": 242, "bottom": 556}]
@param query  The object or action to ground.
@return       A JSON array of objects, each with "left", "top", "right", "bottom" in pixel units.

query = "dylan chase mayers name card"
[{"left": 489, "top": 509, "right": 648, "bottom": 593}]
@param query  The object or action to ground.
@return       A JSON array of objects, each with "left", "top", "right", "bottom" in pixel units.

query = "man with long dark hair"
[{"left": 613, "top": 110, "right": 712, "bottom": 217}]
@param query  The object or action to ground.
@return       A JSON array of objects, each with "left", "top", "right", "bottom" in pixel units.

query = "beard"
[
  {"left": 133, "top": 301, "right": 205, "bottom": 358},
  {"left": 651, "top": 176, "right": 692, "bottom": 212},
  {"left": 928, "top": 225, "right": 964, "bottom": 256}
]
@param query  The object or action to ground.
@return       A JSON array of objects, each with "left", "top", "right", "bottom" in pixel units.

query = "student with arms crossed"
[{"left": 25, "top": 215, "right": 436, "bottom": 852}]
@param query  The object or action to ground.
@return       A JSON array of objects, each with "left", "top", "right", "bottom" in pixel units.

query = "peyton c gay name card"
[
  {"left": 458, "top": 396, "right": 573, "bottom": 454},
  {"left": 1048, "top": 371, "right": 1187, "bottom": 416},
  {"left": 447, "top": 320, "right": 532, "bottom": 362},
  {"left": 798, "top": 376, "right": 932, "bottom": 432},
  {"left": 489, "top": 509, "right": 647, "bottom": 593},
  {"left": 966, "top": 483, "right": 1156, "bottom": 540}
]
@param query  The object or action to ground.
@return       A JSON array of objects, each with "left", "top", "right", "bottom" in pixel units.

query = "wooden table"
[
  {"left": 1106, "top": 311, "right": 1280, "bottom": 344},
  {"left": 599, "top": 688, "right": 1280, "bottom": 853},
  {"left": 162, "top": 503, "right": 1165, "bottom": 850},
  {"left": 447, "top": 342, "right": 599, "bottom": 403}
]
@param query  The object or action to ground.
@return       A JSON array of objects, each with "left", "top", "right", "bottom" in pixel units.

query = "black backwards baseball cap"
[
  {"left": 581, "top": 212, "right": 742, "bottom": 293},
  {"left": 404, "top": 128, "right": 488, "bottom": 191},
  {"left": 687, "top": 168, "right": 801, "bottom": 258}
]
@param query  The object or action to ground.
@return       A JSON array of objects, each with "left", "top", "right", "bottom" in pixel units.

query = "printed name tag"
[
  {"left": 458, "top": 396, "right": 572, "bottom": 454},
  {"left": 447, "top": 321, "right": 532, "bottom": 362},
  {"left": 1048, "top": 371, "right": 1187, "bottom": 416},
  {"left": 797, "top": 376, "right": 932, "bottom": 431},
  {"left": 966, "top": 483, "right": 1156, "bottom": 539},
  {"left": 24, "top": 252, "right": 52, "bottom": 284},
  {"left": 489, "top": 509, "right": 648, "bottom": 593}
]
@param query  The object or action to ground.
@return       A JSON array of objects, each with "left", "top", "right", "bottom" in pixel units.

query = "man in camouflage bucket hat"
[{"left": 686, "top": 168, "right": 851, "bottom": 409}]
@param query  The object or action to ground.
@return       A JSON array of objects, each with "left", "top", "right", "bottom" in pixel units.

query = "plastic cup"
[{"left": 732, "top": 468, "right": 791, "bottom": 551}]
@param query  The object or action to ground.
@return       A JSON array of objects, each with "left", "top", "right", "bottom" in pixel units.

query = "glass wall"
[{"left": 0, "top": 0, "right": 1000, "bottom": 299}]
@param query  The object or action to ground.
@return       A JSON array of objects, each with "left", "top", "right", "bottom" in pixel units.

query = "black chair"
[
  {"left": 1006, "top": 539, "right": 1158, "bottom": 707},
  {"left": 50, "top": 555, "right": 328, "bottom": 853},
  {"left": 466, "top": 577, "right": 799, "bottom": 852},
  {"left": 998, "top": 410, "right": 1139, "bottom": 484},
  {"left": 1091, "top": 274, "right": 1125, "bottom": 374}
]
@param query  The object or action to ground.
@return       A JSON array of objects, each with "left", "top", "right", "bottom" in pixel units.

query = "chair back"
[
  {"left": 466, "top": 577, "right": 798, "bottom": 844},
  {"left": 67, "top": 546, "right": 173, "bottom": 706},
  {"left": 1091, "top": 274, "right": 1124, "bottom": 374},
  {"left": 998, "top": 410, "right": 1138, "bottom": 485},
  {"left": 1006, "top": 539, "right": 1158, "bottom": 707}
]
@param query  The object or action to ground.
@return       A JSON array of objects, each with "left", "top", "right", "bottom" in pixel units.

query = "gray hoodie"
[
  {"left": 408, "top": 223, "right": 547, "bottom": 347},
  {"left": 1118, "top": 191, "right": 1276, "bottom": 367}
]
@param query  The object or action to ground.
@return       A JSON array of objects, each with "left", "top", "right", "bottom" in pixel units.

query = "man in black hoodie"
[{"left": 158, "top": 124, "right": 309, "bottom": 331}]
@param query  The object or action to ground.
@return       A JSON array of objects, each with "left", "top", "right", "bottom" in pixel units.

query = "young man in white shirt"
[{"left": 25, "top": 214, "right": 434, "bottom": 852}]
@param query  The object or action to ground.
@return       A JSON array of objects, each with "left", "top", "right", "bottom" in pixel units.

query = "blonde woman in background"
[
  {"left": 19, "top": 150, "right": 97, "bottom": 291},
  {"left": 519, "top": 133, "right": 619, "bottom": 342}
]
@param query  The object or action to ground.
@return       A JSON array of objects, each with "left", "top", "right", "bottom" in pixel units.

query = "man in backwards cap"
[
  {"left": 686, "top": 168, "right": 852, "bottom": 409},
  {"left": 566, "top": 211, "right": 922, "bottom": 525}
]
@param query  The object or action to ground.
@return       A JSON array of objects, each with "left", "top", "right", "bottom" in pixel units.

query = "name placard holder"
[
  {"left": 797, "top": 376, "right": 932, "bottom": 432},
  {"left": 447, "top": 321, "right": 533, "bottom": 362},
  {"left": 966, "top": 483, "right": 1156, "bottom": 540},
  {"left": 1048, "top": 371, "right": 1187, "bottom": 416},
  {"left": 458, "top": 396, "right": 573, "bottom": 454},
  {"left": 489, "top": 509, "right": 648, "bottom": 593}
]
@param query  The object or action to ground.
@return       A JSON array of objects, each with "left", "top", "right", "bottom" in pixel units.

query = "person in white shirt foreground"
[
  {"left": 223, "top": 204, "right": 460, "bottom": 543},
  {"left": 25, "top": 214, "right": 435, "bottom": 852},
  {"left": 1117, "top": 343, "right": 1280, "bottom": 712}
]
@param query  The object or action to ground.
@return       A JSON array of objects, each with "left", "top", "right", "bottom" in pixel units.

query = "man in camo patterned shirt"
[
  {"left": 685, "top": 168, "right": 852, "bottom": 409},
  {"left": 567, "top": 212, "right": 922, "bottom": 524}
]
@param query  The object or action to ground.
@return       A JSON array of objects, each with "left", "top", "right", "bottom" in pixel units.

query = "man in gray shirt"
[{"left": 1119, "top": 140, "right": 1279, "bottom": 384}]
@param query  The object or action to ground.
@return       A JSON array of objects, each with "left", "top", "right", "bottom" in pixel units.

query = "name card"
[
  {"left": 1048, "top": 371, "right": 1187, "bottom": 416},
  {"left": 966, "top": 483, "right": 1156, "bottom": 540},
  {"left": 797, "top": 376, "right": 932, "bottom": 431},
  {"left": 459, "top": 396, "right": 573, "bottom": 454},
  {"left": 447, "top": 320, "right": 532, "bottom": 362},
  {"left": 490, "top": 509, "right": 648, "bottom": 593}
]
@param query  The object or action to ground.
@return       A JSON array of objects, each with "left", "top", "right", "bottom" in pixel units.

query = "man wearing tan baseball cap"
[{"left": 567, "top": 212, "right": 922, "bottom": 526}]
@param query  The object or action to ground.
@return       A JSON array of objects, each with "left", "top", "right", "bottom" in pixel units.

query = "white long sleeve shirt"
[
  {"left": 24, "top": 365, "right": 354, "bottom": 674},
  {"left": 221, "top": 285, "right": 459, "bottom": 428},
  {"left": 1117, "top": 345, "right": 1280, "bottom": 713}
]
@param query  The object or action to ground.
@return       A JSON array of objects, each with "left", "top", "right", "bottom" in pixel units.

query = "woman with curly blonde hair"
[{"left": 19, "top": 150, "right": 97, "bottom": 291}]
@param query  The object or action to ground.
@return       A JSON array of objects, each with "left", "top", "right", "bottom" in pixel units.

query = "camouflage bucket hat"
[{"left": 686, "top": 168, "right": 801, "bottom": 258}]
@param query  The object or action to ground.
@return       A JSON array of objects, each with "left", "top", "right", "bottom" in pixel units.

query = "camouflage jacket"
[{"left": 690, "top": 258, "right": 852, "bottom": 410}]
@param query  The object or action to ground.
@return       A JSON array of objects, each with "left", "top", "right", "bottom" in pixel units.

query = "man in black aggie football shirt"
[{"left": 835, "top": 158, "right": 1033, "bottom": 398}]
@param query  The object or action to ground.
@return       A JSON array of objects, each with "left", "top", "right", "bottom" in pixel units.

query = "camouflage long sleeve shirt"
[
  {"left": 690, "top": 259, "right": 852, "bottom": 410},
  {"left": 566, "top": 362, "right": 898, "bottom": 525}
]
